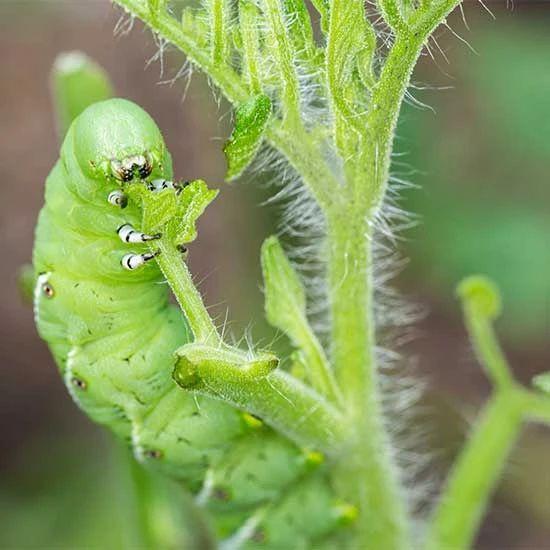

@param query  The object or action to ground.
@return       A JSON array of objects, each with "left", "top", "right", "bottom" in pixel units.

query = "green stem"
[
  {"left": 461, "top": 301, "right": 513, "bottom": 388},
  {"left": 125, "top": 448, "right": 164, "bottom": 548},
  {"left": 426, "top": 389, "right": 525, "bottom": 550},
  {"left": 327, "top": 214, "right": 409, "bottom": 548},
  {"left": 363, "top": 33, "right": 424, "bottom": 211},
  {"left": 262, "top": 0, "right": 302, "bottom": 126},
  {"left": 155, "top": 238, "right": 220, "bottom": 345},
  {"left": 516, "top": 387, "right": 550, "bottom": 425},
  {"left": 294, "top": 316, "right": 342, "bottom": 405},
  {"left": 174, "top": 343, "right": 346, "bottom": 452},
  {"left": 114, "top": 0, "right": 339, "bottom": 212},
  {"left": 239, "top": 0, "right": 262, "bottom": 94},
  {"left": 377, "top": 0, "right": 407, "bottom": 33},
  {"left": 323, "top": 27, "right": 431, "bottom": 550},
  {"left": 118, "top": 441, "right": 216, "bottom": 548},
  {"left": 210, "top": 0, "right": 229, "bottom": 66}
]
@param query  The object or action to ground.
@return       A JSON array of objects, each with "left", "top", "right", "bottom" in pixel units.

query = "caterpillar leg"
[
  {"left": 117, "top": 224, "right": 161, "bottom": 244},
  {"left": 108, "top": 190, "right": 128, "bottom": 208},
  {"left": 148, "top": 179, "right": 190, "bottom": 194},
  {"left": 177, "top": 244, "right": 188, "bottom": 259},
  {"left": 121, "top": 251, "right": 159, "bottom": 270}
]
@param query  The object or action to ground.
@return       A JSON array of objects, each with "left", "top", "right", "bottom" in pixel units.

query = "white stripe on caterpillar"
[
  {"left": 117, "top": 223, "right": 160, "bottom": 243},
  {"left": 121, "top": 251, "right": 159, "bottom": 270},
  {"left": 108, "top": 190, "right": 128, "bottom": 208},
  {"left": 33, "top": 271, "right": 52, "bottom": 326}
]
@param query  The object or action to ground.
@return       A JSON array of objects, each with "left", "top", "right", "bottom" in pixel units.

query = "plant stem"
[
  {"left": 363, "top": 33, "right": 424, "bottom": 211},
  {"left": 327, "top": 213, "right": 409, "bottom": 548},
  {"left": 425, "top": 388, "right": 525, "bottom": 550},
  {"left": 155, "top": 238, "right": 220, "bottom": 345},
  {"left": 114, "top": 0, "right": 339, "bottom": 212},
  {"left": 325, "top": 30, "right": 431, "bottom": 550},
  {"left": 461, "top": 295, "right": 513, "bottom": 388},
  {"left": 174, "top": 343, "right": 346, "bottom": 453},
  {"left": 521, "top": 388, "right": 550, "bottom": 424}
]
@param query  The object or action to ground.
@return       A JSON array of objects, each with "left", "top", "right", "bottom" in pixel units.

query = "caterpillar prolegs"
[{"left": 32, "top": 99, "right": 351, "bottom": 547}]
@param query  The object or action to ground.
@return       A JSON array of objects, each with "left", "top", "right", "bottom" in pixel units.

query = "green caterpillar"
[{"left": 33, "top": 98, "right": 350, "bottom": 548}]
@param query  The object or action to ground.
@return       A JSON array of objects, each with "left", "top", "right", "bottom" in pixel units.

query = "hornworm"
[{"left": 32, "top": 99, "right": 350, "bottom": 547}]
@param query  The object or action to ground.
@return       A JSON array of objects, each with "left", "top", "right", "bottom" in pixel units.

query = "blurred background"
[{"left": 0, "top": 0, "right": 548, "bottom": 547}]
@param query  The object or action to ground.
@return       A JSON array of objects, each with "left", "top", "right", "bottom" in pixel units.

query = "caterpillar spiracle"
[{"left": 32, "top": 99, "right": 352, "bottom": 548}]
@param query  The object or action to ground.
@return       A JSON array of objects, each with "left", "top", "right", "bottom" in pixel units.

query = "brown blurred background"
[{"left": 1, "top": 1, "right": 549, "bottom": 548}]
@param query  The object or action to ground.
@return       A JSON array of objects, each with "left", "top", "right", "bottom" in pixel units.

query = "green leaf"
[
  {"left": 141, "top": 188, "right": 177, "bottom": 234},
  {"left": 224, "top": 94, "right": 272, "bottom": 180},
  {"left": 261, "top": 236, "right": 340, "bottom": 402},
  {"left": 173, "top": 180, "right": 219, "bottom": 244},
  {"left": 136, "top": 180, "right": 217, "bottom": 247},
  {"left": 51, "top": 52, "right": 114, "bottom": 139},
  {"left": 533, "top": 373, "right": 550, "bottom": 395},
  {"left": 261, "top": 236, "right": 306, "bottom": 334}
]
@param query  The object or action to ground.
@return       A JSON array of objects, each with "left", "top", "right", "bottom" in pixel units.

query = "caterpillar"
[{"left": 32, "top": 98, "right": 351, "bottom": 548}]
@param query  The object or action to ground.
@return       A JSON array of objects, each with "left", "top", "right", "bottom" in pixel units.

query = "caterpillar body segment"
[{"left": 32, "top": 98, "right": 347, "bottom": 547}]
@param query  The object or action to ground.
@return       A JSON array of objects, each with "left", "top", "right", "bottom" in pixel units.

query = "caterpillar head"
[{"left": 72, "top": 98, "right": 171, "bottom": 187}]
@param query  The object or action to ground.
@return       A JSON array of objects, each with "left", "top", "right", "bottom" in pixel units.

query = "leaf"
[
  {"left": 173, "top": 180, "right": 218, "bottom": 244},
  {"left": 261, "top": 236, "right": 306, "bottom": 339},
  {"left": 223, "top": 94, "right": 272, "bottom": 181},
  {"left": 261, "top": 236, "right": 339, "bottom": 402},
  {"left": 142, "top": 188, "right": 177, "bottom": 233}
]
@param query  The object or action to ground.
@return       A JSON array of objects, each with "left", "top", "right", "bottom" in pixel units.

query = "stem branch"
[
  {"left": 115, "top": 0, "right": 339, "bottom": 213},
  {"left": 426, "top": 389, "right": 525, "bottom": 550},
  {"left": 174, "top": 343, "right": 345, "bottom": 453},
  {"left": 155, "top": 238, "right": 220, "bottom": 345}
]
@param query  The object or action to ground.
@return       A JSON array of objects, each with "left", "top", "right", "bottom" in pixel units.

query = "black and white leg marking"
[
  {"left": 108, "top": 190, "right": 128, "bottom": 208},
  {"left": 148, "top": 178, "right": 173, "bottom": 192},
  {"left": 117, "top": 223, "right": 160, "bottom": 244},
  {"left": 176, "top": 244, "right": 189, "bottom": 259},
  {"left": 148, "top": 179, "right": 190, "bottom": 194},
  {"left": 121, "top": 251, "right": 159, "bottom": 270}
]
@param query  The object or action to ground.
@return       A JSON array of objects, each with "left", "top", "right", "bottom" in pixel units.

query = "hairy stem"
[
  {"left": 174, "top": 343, "right": 346, "bottom": 452},
  {"left": 262, "top": 0, "right": 302, "bottom": 126},
  {"left": 155, "top": 238, "right": 220, "bottom": 345},
  {"left": 114, "top": 0, "right": 339, "bottom": 212},
  {"left": 327, "top": 214, "right": 408, "bottom": 548},
  {"left": 363, "top": 33, "right": 424, "bottom": 211},
  {"left": 324, "top": 23, "right": 430, "bottom": 550}
]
